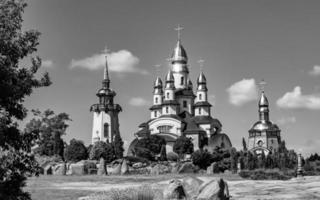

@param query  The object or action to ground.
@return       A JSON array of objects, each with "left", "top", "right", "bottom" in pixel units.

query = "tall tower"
[
  {"left": 194, "top": 70, "right": 211, "bottom": 117},
  {"left": 171, "top": 25, "right": 189, "bottom": 89},
  {"left": 90, "top": 56, "right": 122, "bottom": 144},
  {"left": 248, "top": 81, "right": 281, "bottom": 155},
  {"left": 150, "top": 77, "right": 163, "bottom": 119}
]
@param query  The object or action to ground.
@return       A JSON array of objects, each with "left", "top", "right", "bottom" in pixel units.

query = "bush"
[
  {"left": 167, "top": 152, "right": 179, "bottom": 162},
  {"left": 125, "top": 156, "right": 150, "bottom": 165},
  {"left": 239, "top": 169, "right": 293, "bottom": 180},
  {"left": 134, "top": 147, "right": 155, "bottom": 161},
  {"left": 192, "top": 149, "right": 212, "bottom": 169},
  {"left": 89, "top": 141, "right": 115, "bottom": 163},
  {"left": 173, "top": 136, "right": 194, "bottom": 156},
  {"left": 64, "top": 139, "right": 88, "bottom": 162},
  {"left": 134, "top": 135, "right": 166, "bottom": 157}
]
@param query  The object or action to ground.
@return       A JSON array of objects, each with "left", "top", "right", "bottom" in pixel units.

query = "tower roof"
[
  {"left": 259, "top": 91, "right": 269, "bottom": 107},
  {"left": 154, "top": 77, "right": 163, "bottom": 87},
  {"left": 197, "top": 72, "right": 207, "bottom": 84},
  {"left": 165, "top": 70, "right": 174, "bottom": 82},
  {"left": 171, "top": 40, "right": 188, "bottom": 64}
]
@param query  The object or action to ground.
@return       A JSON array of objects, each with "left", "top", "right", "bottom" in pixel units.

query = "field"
[{"left": 26, "top": 174, "right": 320, "bottom": 200}]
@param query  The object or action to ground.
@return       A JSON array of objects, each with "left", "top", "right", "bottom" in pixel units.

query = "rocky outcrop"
[
  {"left": 197, "top": 178, "right": 229, "bottom": 200},
  {"left": 163, "top": 179, "right": 187, "bottom": 200},
  {"left": 121, "top": 159, "right": 129, "bottom": 175},
  {"left": 182, "top": 176, "right": 203, "bottom": 199},
  {"left": 97, "top": 158, "right": 107, "bottom": 175},
  {"left": 178, "top": 162, "right": 196, "bottom": 174}
]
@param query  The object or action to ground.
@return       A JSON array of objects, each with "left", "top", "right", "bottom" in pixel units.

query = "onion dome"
[
  {"left": 171, "top": 40, "right": 188, "bottom": 64},
  {"left": 197, "top": 72, "right": 207, "bottom": 91},
  {"left": 259, "top": 92, "right": 269, "bottom": 107},
  {"left": 165, "top": 70, "right": 175, "bottom": 89}
]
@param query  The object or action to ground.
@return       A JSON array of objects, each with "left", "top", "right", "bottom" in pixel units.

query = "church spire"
[
  {"left": 171, "top": 25, "right": 188, "bottom": 64},
  {"left": 258, "top": 80, "right": 269, "bottom": 122},
  {"left": 102, "top": 55, "right": 110, "bottom": 89}
]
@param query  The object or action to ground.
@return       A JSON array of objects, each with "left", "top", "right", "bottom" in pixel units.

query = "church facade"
[
  {"left": 90, "top": 56, "right": 122, "bottom": 144},
  {"left": 248, "top": 89, "right": 281, "bottom": 155},
  {"left": 128, "top": 33, "right": 232, "bottom": 154}
]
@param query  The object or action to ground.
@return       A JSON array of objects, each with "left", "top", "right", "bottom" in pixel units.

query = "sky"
[{"left": 21, "top": 0, "right": 320, "bottom": 156}]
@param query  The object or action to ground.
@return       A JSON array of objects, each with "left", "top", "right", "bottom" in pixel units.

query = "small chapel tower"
[{"left": 90, "top": 56, "right": 122, "bottom": 144}]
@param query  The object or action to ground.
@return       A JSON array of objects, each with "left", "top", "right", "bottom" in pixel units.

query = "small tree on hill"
[
  {"left": 242, "top": 137, "right": 247, "bottom": 151},
  {"left": 173, "top": 136, "right": 194, "bottom": 157},
  {"left": 89, "top": 141, "right": 115, "bottom": 163},
  {"left": 112, "top": 133, "right": 124, "bottom": 159},
  {"left": 64, "top": 139, "right": 88, "bottom": 162}
]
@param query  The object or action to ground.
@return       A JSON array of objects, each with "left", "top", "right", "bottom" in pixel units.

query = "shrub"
[
  {"left": 134, "top": 147, "right": 155, "bottom": 161},
  {"left": 64, "top": 139, "right": 88, "bottom": 162},
  {"left": 125, "top": 156, "right": 150, "bottom": 165},
  {"left": 239, "top": 169, "right": 293, "bottom": 180},
  {"left": 167, "top": 152, "right": 179, "bottom": 162},
  {"left": 89, "top": 141, "right": 115, "bottom": 163},
  {"left": 173, "top": 136, "right": 194, "bottom": 156},
  {"left": 134, "top": 135, "right": 166, "bottom": 157},
  {"left": 192, "top": 149, "right": 212, "bottom": 169}
]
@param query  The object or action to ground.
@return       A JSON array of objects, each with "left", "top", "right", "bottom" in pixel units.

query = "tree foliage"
[
  {"left": 89, "top": 141, "right": 115, "bottom": 163},
  {"left": 192, "top": 149, "right": 212, "bottom": 169},
  {"left": 25, "top": 109, "right": 71, "bottom": 158},
  {"left": 173, "top": 136, "right": 194, "bottom": 156},
  {"left": 242, "top": 137, "right": 247, "bottom": 151},
  {"left": 134, "top": 135, "right": 166, "bottom": 160},
  {"left": 64, "top": 139, "right": 88, "bottom": 162},
  {"left": 112, "top": 133, "right": 124, "bottom": 159},
  {"left": 0, "top": 0, "right": 51, "bottom": 199}
]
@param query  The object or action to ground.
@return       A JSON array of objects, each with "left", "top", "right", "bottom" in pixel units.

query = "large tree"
[
  {"left": 64, "top": 139, "right": 88, "bottom": 162},
  {"left": 0, "top": 0, "right": 51, "bottom": 199},
  {"left": 25, "top": 109, "right": 71, "bottom": 158},
  {"left": 173, "top": 136, "right": 194, "bottom": 157},
  {"left": 112, "top": 133, "right": 124, "bottom": 159}
]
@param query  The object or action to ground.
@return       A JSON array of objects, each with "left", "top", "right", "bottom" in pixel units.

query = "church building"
[
  {"left": 248, "top": 85, "right": 281, "bottom": 155},
  {"left": 128, "top": 28, "right": 232, "bottom": 154},
  {"left": 90, "top": 56, "right": 122, "bottom": 144}
]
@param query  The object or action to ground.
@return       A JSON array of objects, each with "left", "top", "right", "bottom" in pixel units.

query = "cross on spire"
[
  {"left": 153, "top": 64, "right": 161, "bottom": 76},
  {"left": 174, "top": 24, "right": 184, "bottom": 40},
  {"left": 102, "top": 46, "right": 111, "bottom": 82},
  {"left": 259, "top": 79, "right": 267, "bottom": 93},
  {"left": 198, "top": 58, "right": 205, "bottom": 72}
]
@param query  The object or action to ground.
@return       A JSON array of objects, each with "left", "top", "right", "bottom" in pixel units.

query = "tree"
[
  {"left": 0, "top": 0, "right": 51, "bottom": 199},
  {"left": 89, "top": 141, "right": 115, "bottom": 163},
  {"left": 134, "top": 135, "right": 166, "bottom": 158},
  {"left": 173, "top": 136, "right": 194, "bottom": 157},
  {"left": 112, "top": 133, "right": 124, "bottom": 159},
  {"left": 159, "top": 144, "right": 167, "bottom": 161},
  {"left": 242, "top": 137, "right": 247, "bottom": 151},
  {"left": 25, "top": 109, "right": 71, "bottom": 158},
  {"left": 192, "top": 149, "right": 212, "bottom": 169},
  {"left": 64, "top": 139, "right": 88, "bottom": 162}
]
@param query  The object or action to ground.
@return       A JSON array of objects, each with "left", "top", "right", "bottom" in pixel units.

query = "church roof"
[
  {"left": 259, "top": 92, "right": 269, "bottom": 107},
  {"left": 183, "top": 117, "right": 206, "bottom": 135},
  {"left": 149, "top": 104, "right": 162, "bottom": 110},
  {"left": 162, "top": 100, "right": 179, "bottom": 106},
  {"left": 249, "top": 120, "right": 280, "bottom": 132},
  {"left": 134, "top": 126, "right": 150, "bottom": 138},
  {"left": 194, "top": 101, "right": 212, "bottom": 107},
  {"left": 175, "top": 89, "right": 196, "bottom": 97},
  {"left": 171, "top": 40, "right": 188, "bottom": 64},
  {"left": 208, "top": 133, "right": 232, "bottom": 149},
  {"left": 158, "top": 114, "right": 182, "bottom": 121}
]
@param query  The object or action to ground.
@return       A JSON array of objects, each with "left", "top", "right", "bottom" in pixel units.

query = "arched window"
[
  {"left": 104, "top": 123, "right": 109, "bottom": 138},
  {"left": 155, "top": 97, "right": 158, "bottom": 104},
  {"left": 157, "top": 125, "right": 173, "bottom": 133},
  {"left": 180, "top": 77, "right": 184, "bottom": 85},
  {"left": 199, "top": 94, "right": 202, "bottom": 100},
  {"left": 166, "top": 106, "right": 169, "bottom": 113}
]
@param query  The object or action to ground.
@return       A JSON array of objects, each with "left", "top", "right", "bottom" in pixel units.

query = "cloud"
[
  {"left": 129, "top": 97, "right": 150, "bottom": 107},
  {"left": 42, "top": 60, "right": 53, "bottom": 68},
  {"left": 70, "top": 49, "right": 148, "bottom": 74},
  {"left": 276, "top": 86, "right": 320, "bottom": 110},
  {"left": 227, "top": 78, "right": 258, "bottom": 106},
  {"left": 277, "top": 116, "right": 296, "bottom": 125},
  {"left": 309, "top": 65, "right": 320, "bottom": 76}
]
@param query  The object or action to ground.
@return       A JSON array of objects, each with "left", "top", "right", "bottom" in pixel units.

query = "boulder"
[
  {"left": 182, "top": 176, "right": 203, "bottom": 199},
  {"left": 121, "top": 159, "right": 129, "bottom": 175},
  {"left": 70, "top": 163, "right": 85, "bottom": 175},
  {"left": 197, "top": 178, "right": 229, "bottom": 200},
  {"left": 97, "top": 158, "right": 107, "bottom": 175},
  {"left": 207, "top": 162, "right": 217, "bottom": 175},
  {"left": 163, "top": 179, "right": 187, "bottom": 200},
  {"left": 53, "top": 162, "right": 66, "bottom": 175},
  {"left": 108, "top": 163, "right": 121, "bottom": 175},
  {"left": 44, "top": 165, "right": 52, "bottom": 175},
  {"left": 132, "top": 162, "right": 143, "bottom": 169},
  {"left": 171, "top": 162, "right": 180, "bottom": 173},
  {"left": 150, "top": 163, "right": 171, "bottom": 175},
  {"left": 178, "top": 162, "right": 196, "bottom": 174}
]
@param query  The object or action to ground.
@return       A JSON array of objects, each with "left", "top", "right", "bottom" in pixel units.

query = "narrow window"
[
  {"left": 166, "top": 106, "right": 169, "bottom": 113},
  {"left": 104, "top": 123, "right": 109, "bottom": 138},
  {"left": 166, "top": 92, "right": 169, "bottom": 99},
  {"left": 155, "top": 97, "right": 158, "bottom": 104},
  {"left": 199, "top": 94, "right": 202, "bottom": 100},
  {"left": 183, "top": 101, "right": 187, "bottom": 108},
  {"left": 154, "top": 111, "right": 157, "bottom": 117},
  {"left": 198, "top": 108, "right": 201, "bottom": 115},
  {"left": 180, "top": 77, "right": 184, "bottom": 85}
]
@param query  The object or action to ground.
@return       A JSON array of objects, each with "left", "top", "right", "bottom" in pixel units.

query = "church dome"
[
  {"left": 259, "top": 92, "right": 269, "bottom": 107},
  {"left": 171, "top": 40, "right": 188, "bottom": 64},
  {"left": 97, "top": 87, "right": 115, "bottom": 96},
  {"left": 197, "top": 72, "right": 207, "bottom": 84},
  {"left": 250, "top": 120, "right": 279, "bottom": 132},
  {"left": 154, "top": 77, "right": 163, "bottom": 87},
  {"left": 165, "top": 70, "right": 174, "bottom": 82}
]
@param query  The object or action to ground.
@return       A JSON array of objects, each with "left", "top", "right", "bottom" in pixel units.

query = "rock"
[
  {"left": 150, "top": 164, "right": 160, "bottom": 175},
  {"left": 70, "top": 163, "right": 85, "bottom": 175},
  {"left": 163, "top": 179, "right": 187, "bottom": 200},
  {"left": 108, "top": 163, "right": 121, "bottom": 175},
  {"left": 44, "top": 165, "right": 52, "bottom": 175},
  {"left": 197, "top": 178, "right": 229, "bottom": 200},
  {"left": 178, "top": 162, "right": 196, "bottom": 174},
  {"left": 132, "top": 162, "right": 143, "bottom": 168},
  {"left": 97, "top": 158, "right": 107, "bottom": 175},
  {"left": 121, "top": 159, "right": 129, "bottom": 175},
  {"left": 224, "top": 170, "right": 231, "bottom": 175},
  {"left": 151, "top": 163, "right": 171, "bottom": 175},
  {"left": 171, "top": 162, "right": 180, "bottom": 173},
  {"left": 182, "top": 177, "right": 203, "bottom": 199},
  {"left": 53, "top": 162, "right": 66, "bottom": 175}
]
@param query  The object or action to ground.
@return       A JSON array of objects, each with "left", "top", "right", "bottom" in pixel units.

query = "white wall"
[
  {"left": 149, "top": 117, "right": 182, "bottom": 135},
  {"left": 91, "top": 111, "right": 111, "bottom": 144}
]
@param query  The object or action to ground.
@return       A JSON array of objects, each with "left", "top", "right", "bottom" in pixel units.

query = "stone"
[
  {"left": 178, "top": 162, "right": 196, "bottom": 174},
  {"left": 182, "top": 176, "right": 203, "bottom": 199},
  {"left": 97, "top": 158, "right": 107, "bottom": 175},
  {"left": 150, "top": 163, "right": 171, "bottom": 175},
  {"left": 108, "top": 163, "right": 121, "bottom": 175},
  {"left": 207, "top": 163, "right": 214, "bottom": 175},
  {"left": 53, "top": 162, "right": 66, "bottom": 175},
  {"left": 163, "top": 179, "right": 187, "bottom": 200},
  {"left": 197, "top": 178, "right": 229, "bottom": 200},
  {"left": 44, "top": 165, "right": 52, "bottom": 175},
  {"left": 132, "top": 162, "right": 143, "bottom": 168},
  {"left": 70, "top": 163, "right": 85, "bottom": 175},
  {"left": 150, "top": 164, "right": 160, "bottom": 175},
  {"left": 171, "top": 162, "right": 180, "bottom": 173},
  {"left": 121, "top": 159, "right": 129, "bottom": 175}
]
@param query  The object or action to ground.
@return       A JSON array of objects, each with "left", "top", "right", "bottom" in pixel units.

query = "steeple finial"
[
  {"left": 104, "top": 55, "right": 110, "bottom": 80},
  {"left": 197, "top": 58, "right": 205, "bottom": 72},
  {"left": 174, "top": 24, "right": 184, "bottom": 41},
  {"left": 154, "top": 64, "right": 161, "bottom": 77},
  {"left": 259, "top": 79, "right": 267, "bottom": 93}
]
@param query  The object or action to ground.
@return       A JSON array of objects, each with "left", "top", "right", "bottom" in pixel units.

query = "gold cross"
[
  {"left": 259, "top": 79, "right": 267, "bottom": 92},
  {"left": 174, "top": 24, "right": 184, "bottom": 40},
  {"left": 154, "top": 64, "right": 161, "bottom": 76},
  {"left": 198, "top": 58, "right": 205, "bottom": 71}
]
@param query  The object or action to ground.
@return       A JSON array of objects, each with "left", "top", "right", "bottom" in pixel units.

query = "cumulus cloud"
[
  {"left": 227, "top": 79, "right": 258, "bottom": 106},
  {"left": 276, "top": 86, "right": 320, "bottom": 110},
  {"left": 277, "top": 116, "right": 296, "bottom": 125},
  {"left": 129, "top": 97, "right": 150, "bottom": 107},
  {"left": 309, "top": 65, "right": 320, "bottom": 76},
  {"left": 42, "top": 60, "right": 53, "bottom": 68},
  {"left": 70, "top": 49, "right": 148, "bottom": 74}
]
